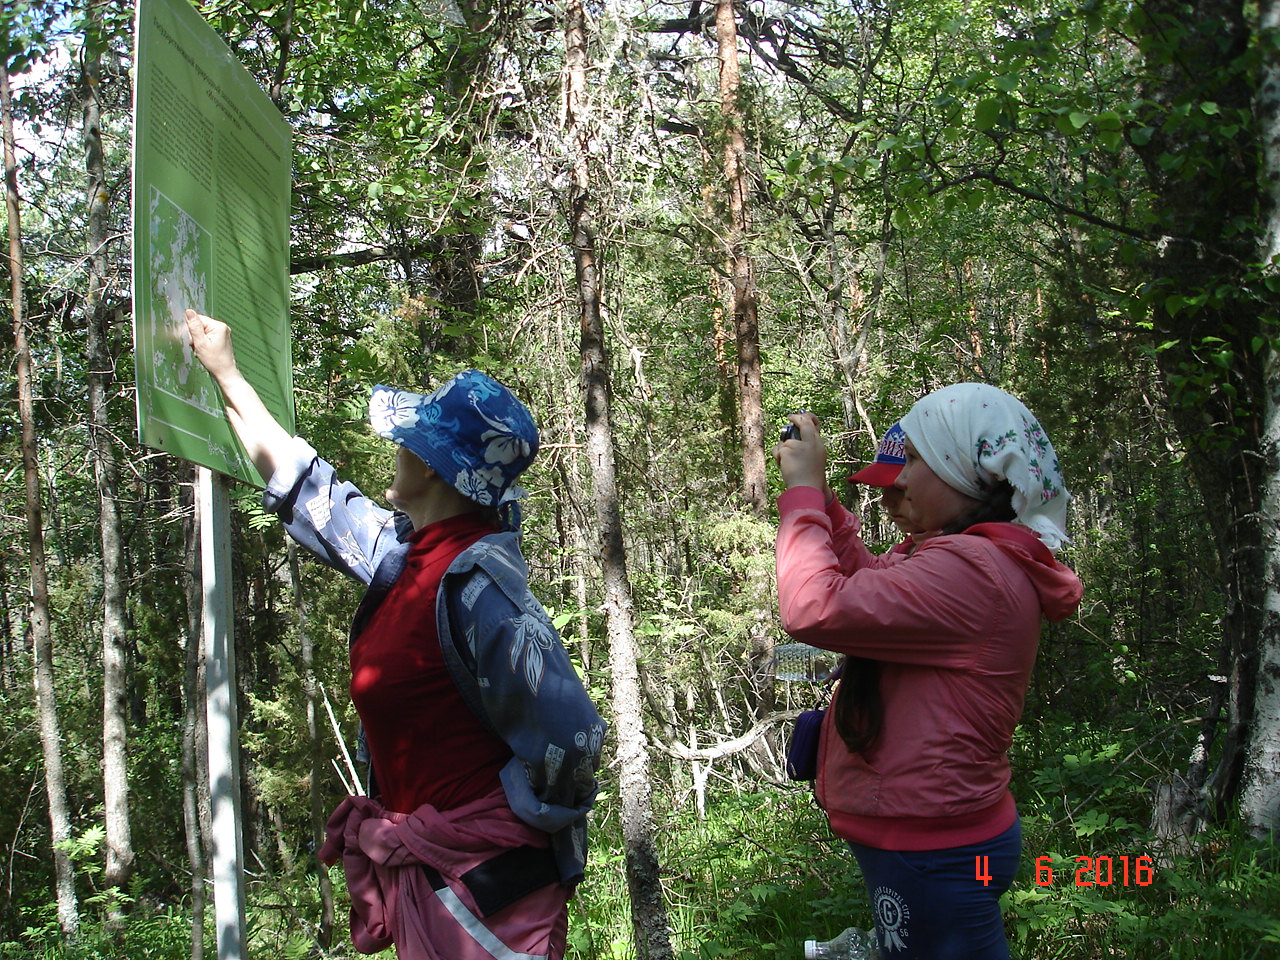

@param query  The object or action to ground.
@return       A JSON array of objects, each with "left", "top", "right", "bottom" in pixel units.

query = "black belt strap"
[{"left": 421, "top": 845, "right": 560, "bottom": 918}]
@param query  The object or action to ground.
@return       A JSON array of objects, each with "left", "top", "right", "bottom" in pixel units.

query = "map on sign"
[{"left": 132, "top": 0, "right": 294, "bottom": 485}]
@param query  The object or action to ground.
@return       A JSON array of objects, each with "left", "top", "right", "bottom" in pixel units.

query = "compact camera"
[{"left": 780, "top": 412, "right": 808, "bottom": 443}]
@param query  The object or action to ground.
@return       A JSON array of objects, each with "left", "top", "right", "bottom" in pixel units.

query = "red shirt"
[{"left": 350, "top": 512, "right": 511, "bottom": 814}]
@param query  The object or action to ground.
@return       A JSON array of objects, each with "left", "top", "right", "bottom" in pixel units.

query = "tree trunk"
[
  {"left": 267, "top": 0, "right": 295, "bottom": 107},
  {"left": 415, "top": 0, "right": 493, "bottom": 367},
  {"left": 1131, "top": 0, "right": 1272, "bottom": 832},
  {"left": 1240, "top": 0, "right": 1280, "bottom": 836},
  {"left": 715, "top": 0, "right": 767, "bottom": 517},
  {"left": 564, "top": 5, "right": 672, "bottom": 958},
  {"left": 553, "top": 452, "right": 595, "bottom": 674},
  {"left": 699, "top": 139, "right": 740, "bottom": 480},
  {"left": 288, "top": 544, "right": 335, "bottom": 948},
  {"left": 815, "top": 191, "right": 879, "bottom": 454},
  {"left": 0, "top": 550, "right": 13, "bottom": 692},
  {"left": 2, "top": 62, "right": 80, "bottom": 939},
  {"left": 80, "top": 32, "right": 134, "bottom": 909},
  {"left": 715, "top": 0, "right": 775, "bottom": 736}
]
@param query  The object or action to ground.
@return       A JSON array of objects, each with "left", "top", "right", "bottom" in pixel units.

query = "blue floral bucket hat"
[{"left": 369, "top": 370, "right": 539, "bottom": 507}]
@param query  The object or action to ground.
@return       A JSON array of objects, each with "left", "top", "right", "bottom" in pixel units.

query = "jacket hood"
[{"left": 971, "top": 524, "right": 1082, "bottom": 622}]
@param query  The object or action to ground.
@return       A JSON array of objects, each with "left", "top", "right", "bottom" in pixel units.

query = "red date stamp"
[{"left": 974, "top": 854, "right": 1156, "bottom": 887}]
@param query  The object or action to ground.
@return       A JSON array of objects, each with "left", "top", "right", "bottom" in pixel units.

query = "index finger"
[{"left": 787, "top": 412, "right": 820, "bottom": 440}]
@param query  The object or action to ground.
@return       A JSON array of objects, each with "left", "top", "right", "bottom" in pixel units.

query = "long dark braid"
[
  {"left": 833, "top": 656, "right": 882, "bottom": 754},
  {"left": 833, "top": 478, "right": 1016, "bottom": 755}
]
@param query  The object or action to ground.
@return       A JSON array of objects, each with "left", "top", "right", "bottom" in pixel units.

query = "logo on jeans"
[{"left": 873, "top": 886, "right": 909, "bottom": 952}]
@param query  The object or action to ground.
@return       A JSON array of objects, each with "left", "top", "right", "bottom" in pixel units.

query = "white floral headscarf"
[
  {"left": 899, "top": 383, "right": 1071, "bottom": 551},
  {"left": 369, "top": 370, "right": 539, "bottom": 509}
]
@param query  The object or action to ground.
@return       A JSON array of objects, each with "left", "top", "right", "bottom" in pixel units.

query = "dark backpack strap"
[{"left": 421, "top": 845, "right": 560, "bottom": 918}]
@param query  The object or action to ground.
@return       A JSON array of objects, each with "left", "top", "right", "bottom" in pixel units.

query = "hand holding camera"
[
  {"left": 775, "top": 412, "right": 829, "bottom": 493},
  {"left": 780, "top": 410, "right": 809, "bottom": 443}
]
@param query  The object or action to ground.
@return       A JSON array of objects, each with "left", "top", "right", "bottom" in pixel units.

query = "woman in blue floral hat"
[
  {"left": 775, "top": 383, "right": 1083, "bottom": 960},
  {"left": 184, "top": 311, "right": 605, "bottom": 960}
]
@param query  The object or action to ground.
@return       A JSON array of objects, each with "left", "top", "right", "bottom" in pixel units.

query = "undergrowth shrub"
[
  {"left": 1009, "top": 724, "right": 1280, "bottom": 960},
  {"left": 7, "top": 731, "right": 1276, "bottom": 960}
]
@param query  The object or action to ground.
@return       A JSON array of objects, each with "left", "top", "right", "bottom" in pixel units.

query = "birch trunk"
[
  {"left": 564, "top": 4, "right": 672, "bottom": 957},
  {"left": 1240, "top": 0, "right": 1280, "bottom": 836},
  {"left": 2, "top": 63, "right": 80, "bottom": 938}
]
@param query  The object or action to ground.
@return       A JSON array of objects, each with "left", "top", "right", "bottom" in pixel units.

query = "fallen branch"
[{"left": 652, "top": 710, "right": 798, "bottom": 762}]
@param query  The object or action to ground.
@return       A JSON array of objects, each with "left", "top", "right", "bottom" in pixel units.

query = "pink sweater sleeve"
[{"left": 776, "top": 487, "right": 1028, "bottom": 667}]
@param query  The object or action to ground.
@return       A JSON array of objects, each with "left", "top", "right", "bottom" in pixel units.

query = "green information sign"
[{"left": 132, "top": 0, "right": 293, "bottom": 486}]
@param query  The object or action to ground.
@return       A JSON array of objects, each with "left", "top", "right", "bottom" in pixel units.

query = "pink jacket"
[
  {"left": 776, "top": 487, "right": 1083, "bottom": 850},
  {"left": 318, "top": 790, "right": 568, "bottom": 959}
]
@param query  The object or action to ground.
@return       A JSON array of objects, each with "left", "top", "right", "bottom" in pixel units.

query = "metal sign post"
[{"left": 200, "top": 466, "right": 247, "bottom": 959}]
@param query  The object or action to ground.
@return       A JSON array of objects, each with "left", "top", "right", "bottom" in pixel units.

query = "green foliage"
[
  {"left": 1008, "top": 732, "right": 1280, "bottom": 959},
  {"left": 573, "top": 790, "right": 867, "bottom": 960},
  {"left": 572, "top": 734, "right": 1280, "bottom": 960},
  {"left": 0, "top": 906, "right": 195, "bottom": 960},
  {"left": 0, "top": 1, "right": 70, "bottom": 73}
]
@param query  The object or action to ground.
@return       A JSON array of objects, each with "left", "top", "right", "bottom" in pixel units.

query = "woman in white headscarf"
[{"left": 775, "top": 383, "right": 1082, "bottom": 960}]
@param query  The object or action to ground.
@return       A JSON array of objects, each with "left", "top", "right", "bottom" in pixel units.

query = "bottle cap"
[{"left": 804, "top": 940, "right": 818, "bottom": 959}]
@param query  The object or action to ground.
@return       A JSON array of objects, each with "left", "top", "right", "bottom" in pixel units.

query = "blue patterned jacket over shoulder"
[{"left": 262, "top": 438, "right": 606, "bottom": 885}]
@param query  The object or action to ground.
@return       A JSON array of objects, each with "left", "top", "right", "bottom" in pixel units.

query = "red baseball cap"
[{"left": 848, "top": 422, "right": 906, "bottom": 486}]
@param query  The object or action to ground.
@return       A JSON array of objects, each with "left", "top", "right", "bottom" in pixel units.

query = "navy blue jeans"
[{"left": 848, "top": 818, "right": 1021, "bottom": 960}]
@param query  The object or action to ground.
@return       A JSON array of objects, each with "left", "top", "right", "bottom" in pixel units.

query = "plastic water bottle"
[{"left": 803, "top": 926, "right": 881, "bottom": 959}]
